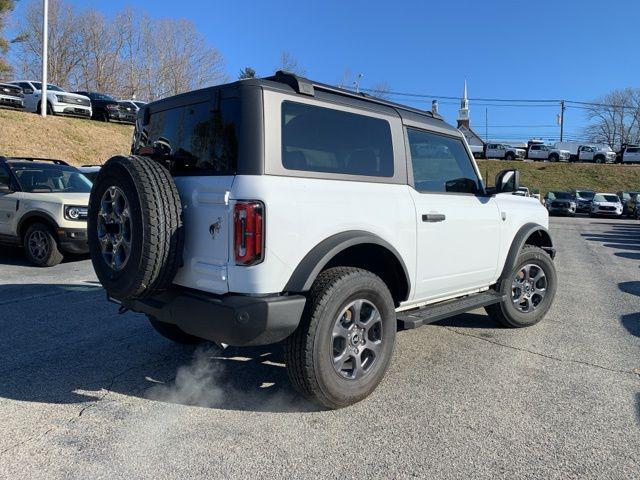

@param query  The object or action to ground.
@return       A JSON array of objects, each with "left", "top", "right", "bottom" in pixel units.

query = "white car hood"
[
  {"left": 22, "top": 192, "right": 89, "bottom": 206},
  {"left": 47, "top": 91, "right": 89, "bottom": 102},
  {"left": 593, "top": 201, "right": 620, "bottom": 208}
]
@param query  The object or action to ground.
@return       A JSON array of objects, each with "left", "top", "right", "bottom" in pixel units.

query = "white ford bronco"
[
  {"left": 87, "top": 72, "right": 557, "bottom": 409},
  {"left": 0, "top": 157, "right": 91, "bottom": 266}
]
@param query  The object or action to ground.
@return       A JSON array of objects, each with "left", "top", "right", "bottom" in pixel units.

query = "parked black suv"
[{"left": 73, "top": 91, "right": 134, "bottom": 123}]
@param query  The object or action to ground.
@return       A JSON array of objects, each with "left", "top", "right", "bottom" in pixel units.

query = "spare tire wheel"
[{"left": 87, "top": 155, "right": 184, "bottom": 301}]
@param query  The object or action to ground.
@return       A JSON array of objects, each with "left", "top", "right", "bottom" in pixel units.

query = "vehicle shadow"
[
  {"left": 581, "top": 221, "right": 640, "bottom": 253},
  {"left": 0, "top": 245, "right": 89, "bottom": 266},
  {"left": 0, "top": 283, "right": 318, "bottom": 413}
]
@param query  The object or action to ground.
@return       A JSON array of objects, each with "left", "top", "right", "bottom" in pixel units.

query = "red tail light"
[{"left": 234, "top": 201, "right": 264, "bottom": 266}]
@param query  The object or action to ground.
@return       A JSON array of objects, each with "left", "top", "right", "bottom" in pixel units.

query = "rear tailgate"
[{"left": 172, "top": 176, "right": 234, "bottom": 294}]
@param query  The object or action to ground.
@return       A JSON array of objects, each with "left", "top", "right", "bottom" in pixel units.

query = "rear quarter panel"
[{"left": 228, "top": 175, "right": 416, "bottom": 295}]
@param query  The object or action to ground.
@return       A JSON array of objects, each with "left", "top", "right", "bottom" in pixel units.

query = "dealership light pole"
[{"left": 41, "top": 0, "right": 48, "bottom": 118}]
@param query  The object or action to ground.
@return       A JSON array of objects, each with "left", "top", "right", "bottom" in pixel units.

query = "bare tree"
[
  {"left": 368, "top": 81, "right": 391, "bottom": 100},
  {"left": 149, "top": 19, "right": 226, "bottom": 99},
  {"left": 15, "top": 0, "right": 227, "bottom": 101},
  {"left": 74, "top": 9, "right": 124, "bottom": 93},
  {"left": 276, "top": 51, "right": 305, "bottom": 76},
  {"left": 17, "top": 0, "right": 82, "bottom": 87},
  {"left": 583, "top": 88, "right": 640, "bottom": 149}
]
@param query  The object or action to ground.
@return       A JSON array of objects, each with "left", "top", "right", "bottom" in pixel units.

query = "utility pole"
[
  {"left": 559, "top": 100, "right": 565, "bottom": 142},
  {"left": 485, "top": 107, "right": 488, "bottom": 142},
  {"left": 41, "top": 0, "right": 48, "bottom": 118}
]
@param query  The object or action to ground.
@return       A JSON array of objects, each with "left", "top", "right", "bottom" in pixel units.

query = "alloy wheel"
[
  {"left": 331, "top": 299, "right": 383, "bottom": 380},
  {"left": 97, "top": 186, "right": 132, "bottom": 271},
  {"left": 28, "top": 230, "right": 49, "bottom": 261},
  {"left": 512, "top": 263, "right": 547, "bottom": 313}
]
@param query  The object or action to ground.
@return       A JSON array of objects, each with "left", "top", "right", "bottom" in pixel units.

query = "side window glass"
[
  {"left": 407, "top": 128, "right": 481, "bottom": 194},
  {"left": 0, "top": 166, "right": 11, "bottom": 189},
  {"left": 281, "top": 101, "right": 394, "bottom": 177}
]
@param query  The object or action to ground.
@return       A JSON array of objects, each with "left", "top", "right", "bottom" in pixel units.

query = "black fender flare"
[
  {"left": 498, "top": 223, "right": 555, "bottom": 284},
  {"left": 284, "top": 230, "right": 411, "bottom": 298},
  {"left": 17, "top": 210, "right": 60, "bottom": 240}
]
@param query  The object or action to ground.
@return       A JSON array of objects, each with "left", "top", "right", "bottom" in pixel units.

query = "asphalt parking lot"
[{"left": 0, "top": 216, "right": 638, "bottom": 479}]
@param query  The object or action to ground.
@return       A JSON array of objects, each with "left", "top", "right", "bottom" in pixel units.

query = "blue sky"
[{"left": 8, "top": 0, "right": 640, "bottom": 142}]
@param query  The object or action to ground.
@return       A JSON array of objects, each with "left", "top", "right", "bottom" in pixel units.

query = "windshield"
[
  {"left": 31, "top": 82, "right": 65, "bottom": 92},
  {"left": 90, "top": 92, "right": 116, "bottom": 102},
  {"left": 575, "top": 190, "right": 595, "bottom": 200},
  {"left": 551, "top": 192, "right": 572, "bottom": 200},
  {"left": 9, "top": 164, "right": 92, "bottom": 193},
  {"left": 594, "top": 194, "right": 619, "bottom": 203}
]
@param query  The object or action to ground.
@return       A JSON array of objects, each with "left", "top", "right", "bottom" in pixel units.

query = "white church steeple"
[{"left": 457, "top": 80, "right": 470, "bottom": 128}]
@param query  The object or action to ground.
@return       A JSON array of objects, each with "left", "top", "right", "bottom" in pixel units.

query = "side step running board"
[{"left": 397, "top": 290, "right": 505, "bottom": 330}]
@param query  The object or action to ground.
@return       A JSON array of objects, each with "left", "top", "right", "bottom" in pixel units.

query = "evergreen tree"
[
  {"left": 238, "top": 67, "right": 256, "bottom": 79},
  {"left": 0, "top": 0, "right": 17, "bottom": 78}
]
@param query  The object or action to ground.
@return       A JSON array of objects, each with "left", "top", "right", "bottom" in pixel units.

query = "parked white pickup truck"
[
  {"left": 485, "top": 143, "right": 526, "bottom": 160},
  {"left": 527, "top": 144, "right": 570, "bottom": 162},
  {"left": 577, "top": 145, "right": 616, "bottom": 163}
]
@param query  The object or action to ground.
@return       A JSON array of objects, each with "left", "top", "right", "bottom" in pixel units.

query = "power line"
[
  {"left": 362, "top": 87, "right": 638, "bottom": 110},
  {"left": 361, "top": 87, "right": 560, "bottom": 103}
]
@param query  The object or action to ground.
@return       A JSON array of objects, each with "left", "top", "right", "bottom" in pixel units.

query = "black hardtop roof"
[
  {"left": 0, "top": 156, "right": 70, "bottom": 166},
  {"left": 144, "top": 71, "right": 457, "bottom": 134}
]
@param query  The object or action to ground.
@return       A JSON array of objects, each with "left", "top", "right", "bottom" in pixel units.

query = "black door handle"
[{"left": 422, "top": 213, "right": 446, "bottom": 223}]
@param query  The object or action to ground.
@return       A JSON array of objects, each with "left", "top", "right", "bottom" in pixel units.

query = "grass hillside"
[
  {"left": 1, "top": 108, "right": 639, "bottom": 195},
  {"left": 478, "top": 159, "right": 640, "bottom": 195},
  {"left": 0, "top": 108, "right": 133, "bottom": 166}
]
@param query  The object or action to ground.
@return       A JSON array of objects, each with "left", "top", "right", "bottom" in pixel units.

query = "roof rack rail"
[
  {"left": 269, "top": 70, "right": 315, "bottom": 96},
  {"left": 266, "top": 71, "right": 441, "bottom": 120},
  {"left": 0, "top": 156, "right": 69, "bottom": 165}
]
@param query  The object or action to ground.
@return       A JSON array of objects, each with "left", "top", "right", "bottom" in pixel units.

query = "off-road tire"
[
  {"left": 148, "top": 316, "right": 203, "bottom": 345},
  {"left": 284, "top": 267, "right": 396, "bottom": 409},
  {"left": 549, "top": 154, "right": 559, "bottom": 162},
  {"left": 486, "top": 245, "right": 557, "bottom": 328},
  {"left": 87, "top": 155, "right": 184, "bottom": 301},
  {"left": 23, "top": 222, "right": 64, "bottom": 267},
  {"left": 505, "top": 152, "right": 515, "bottom": 161}
]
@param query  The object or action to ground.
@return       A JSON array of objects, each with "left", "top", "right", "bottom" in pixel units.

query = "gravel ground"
[{"left": 0, "top": 216, "right": 638, "bottom": 479}]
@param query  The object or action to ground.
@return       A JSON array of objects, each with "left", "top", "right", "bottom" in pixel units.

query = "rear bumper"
[
  {"left": 58, "top": 228, "right": 89, "bottom": 254},
  {"left": 122, "top": 289, "right": 306, "bottom": 347}
]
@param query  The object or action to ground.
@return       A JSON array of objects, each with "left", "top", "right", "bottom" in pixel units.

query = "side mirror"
[
  {"left": 23, "top": 88, "right": 33, "bottom": 94},
  {"left": 495, "top": 169, "right": 520, "bottom": 194},
  {"left": 0, "top": 183, "right": 12, "bottom": 194}
]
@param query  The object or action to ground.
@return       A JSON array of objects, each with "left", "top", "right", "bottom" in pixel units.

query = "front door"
[
  {"left": 579, "top": 147, "right": 594, "bottom": 162},
  {"left": 406, "top": 128, "right": 502, "bottom": 302},
  {"left": 529, "top": 145, "right": 542, "bottom": 159}
]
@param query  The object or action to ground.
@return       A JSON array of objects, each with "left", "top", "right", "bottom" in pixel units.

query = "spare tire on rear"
[{"left": 87, "top": 155, "right": 184, "bottom": 301}]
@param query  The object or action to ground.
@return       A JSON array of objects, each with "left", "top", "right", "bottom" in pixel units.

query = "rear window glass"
[
  {"left": 133, "top": 99, "right": 239, "bottom": 175},
  {"left": 281, "top": 101, "right": 394, "bottom": 177}
]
